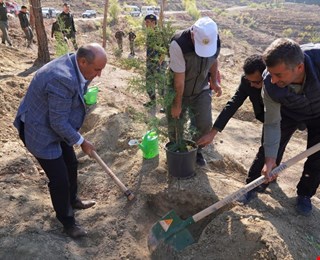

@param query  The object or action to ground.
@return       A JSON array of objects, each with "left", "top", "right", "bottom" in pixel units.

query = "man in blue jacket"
[
  {"left": 14, "top": 43, "right": 107, "bottom": 238},
  {"left": 262, "top": 38, "right": 320, "bottom": 216}
]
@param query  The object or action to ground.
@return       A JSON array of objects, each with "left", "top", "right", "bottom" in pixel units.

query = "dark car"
[{"left": 82, "top": 10, "right": 97, "bottom": 18}]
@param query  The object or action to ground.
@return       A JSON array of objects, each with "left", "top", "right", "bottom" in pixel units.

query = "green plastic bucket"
[{"left": 84, "top": 86, "right": 99, "bottom": 105}]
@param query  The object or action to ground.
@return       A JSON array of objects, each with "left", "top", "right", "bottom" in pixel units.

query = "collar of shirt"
[
  {"left": 288, "top": 74, "right": 306, "bottom": 95},
  {"left": 75, "top": 53, "right": 88, "bottom": 92}
]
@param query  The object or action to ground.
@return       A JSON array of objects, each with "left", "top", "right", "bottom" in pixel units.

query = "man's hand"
[
  {"left": 210, "top": 82, "right": 222, "bottom": 97},
  {"left": 262, "top": 157, "right": 277, "bottom": 183},
  {"left": 171, "top": 103, "right": 182, "bottom": 119},
  {"left": 81, "top": 139, "right": 95, "bottom": 157},
  {"left": 197, "top": 128, "right": 218, "bottom": 147}
]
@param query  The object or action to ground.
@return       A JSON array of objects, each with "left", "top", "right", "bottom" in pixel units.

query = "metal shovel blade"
[{"left": 148, "top": 210, "right": 195, "bottom": 253}]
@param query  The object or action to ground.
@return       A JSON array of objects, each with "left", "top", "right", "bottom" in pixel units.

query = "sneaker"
[
  {"left": 296, "top": 195, "right": 312, "bottom": 216},
  {"left": 196, "top": 152, "right": 206, "bottom": 166}
]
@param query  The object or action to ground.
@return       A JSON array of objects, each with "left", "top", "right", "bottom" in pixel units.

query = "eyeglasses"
[{"left": 244, "top": 76, "right": 263, "bottom": 84}]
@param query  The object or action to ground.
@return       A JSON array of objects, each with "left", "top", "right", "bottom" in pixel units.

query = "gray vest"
[{"left": 172, "top": 29, "right": 220, "bottom": 97}]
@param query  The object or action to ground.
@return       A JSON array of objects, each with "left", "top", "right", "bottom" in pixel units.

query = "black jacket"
[
  {"left": 213, "top": 75, "right": 264, "bottom": 131},
  {"left": 57, "top": 11, "right": 76, "bottom": 33},
  {"left": 0, "top": 2, "right": 8, "bottom": 21},
  {"left": 18, "top": 11, "right": 30, "bottom": 29}
]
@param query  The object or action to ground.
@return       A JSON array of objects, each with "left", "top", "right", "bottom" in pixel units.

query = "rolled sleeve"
[{"left": 263, "top": 87, "right": 281, "bottom": 158}]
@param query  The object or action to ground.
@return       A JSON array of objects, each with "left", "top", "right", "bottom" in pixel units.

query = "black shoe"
[
  {"left": 159, "top": 108, "right": 166, "bottom": 113},
  {"left": 72, "top": 199, "right": 96, "bottom": 210},
  {"left": 64, "top": 224, "right": 88, "bottom": 238},
  {"left": 296, "top": 195, "right": 312, "bottom": 216},
  {"left": 196, "top": 152, "right": 206, "bottom": 166}
]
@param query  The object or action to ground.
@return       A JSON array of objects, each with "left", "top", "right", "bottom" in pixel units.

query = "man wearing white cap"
[{"left": 167, "top": 16, "right": 221, "bottom": 166}]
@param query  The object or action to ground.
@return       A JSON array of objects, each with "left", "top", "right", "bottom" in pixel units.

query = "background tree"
[
  {"left": 102, "top": 0, "right": 109, "bottom": 48},
  {"left": 30, "top": 0, "right": 50, "bottom": 64}
]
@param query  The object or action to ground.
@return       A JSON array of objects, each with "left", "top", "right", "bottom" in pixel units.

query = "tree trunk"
[
  {"left": 159, "top": 0, "right": 166, "bottom": 28},
  {"left": 30, "top": 0, "right": 50, "bottom": 65},
  {"left": 28, "top": 0, "right": 35, "bottom": 29},
  {"left": 102, "top": 0, "right": 109, "bottom": 48}
]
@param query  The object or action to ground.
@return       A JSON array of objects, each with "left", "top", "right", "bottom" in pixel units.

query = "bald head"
[{"left": 77, "top": 43, "right": 107, "bottom": 81}]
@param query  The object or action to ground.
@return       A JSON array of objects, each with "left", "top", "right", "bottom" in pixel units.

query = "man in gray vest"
[
  {"left": 262, "top": 38, "right": 320, "bottom": 216},
  {"left": 168, "top": 16, "right": 221, "bottom": 166}
]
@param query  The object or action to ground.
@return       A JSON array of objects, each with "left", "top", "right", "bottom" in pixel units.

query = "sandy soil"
[{"left": 1, "top": 2, "right": 320, "bottom": 260}]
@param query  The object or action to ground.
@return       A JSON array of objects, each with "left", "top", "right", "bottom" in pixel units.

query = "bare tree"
[
  {"left": 159, "top": 0, "right": 166, "bottom": 27},
  {"left": 30, "top": 0, "right": 50, "bottom": 64},
  {"left": 102, "top": 0, "right": 109, "bottom": 48}
]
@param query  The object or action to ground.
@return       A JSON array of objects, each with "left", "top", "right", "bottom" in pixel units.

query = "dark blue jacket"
[{"left": 264, "top": 44, "right": 320, "bottom": 121}]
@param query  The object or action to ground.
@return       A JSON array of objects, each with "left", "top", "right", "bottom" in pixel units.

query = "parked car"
[
  {"left": 5, "top": 1, "right": 20, "bottom": 16},
  {"left": 82, "top": 10, "right": 97, "bottom": 18},
  {"left": 42, "top": 7, "right": 59, "bottom": 18},
  {"left": 141, "top": 6, "right": 160, "bottom": 17},
  {"left": 123, "top": 5, "right": 141, "bottom": 17}
]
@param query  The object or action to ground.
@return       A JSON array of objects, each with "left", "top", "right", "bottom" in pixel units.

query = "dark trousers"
[
  {"left": 247, "top": 117, "right": 320, "bottom": 197},
  {"left": 298, "top": 117, "right": 320, "bottom": 197},
  {"left": 246, "top": 119, "right": 298, "bottom": 184},
  {"left": 19, "top": 121, "right": 77, "bottom": 228},
  {"left": 166, "top": 89, "right": 212, "bottom": 147}
]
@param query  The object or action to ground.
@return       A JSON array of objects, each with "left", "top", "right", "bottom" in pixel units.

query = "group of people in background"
[{"left": 114, "top": 29, "right": 136, "bottom": 56}]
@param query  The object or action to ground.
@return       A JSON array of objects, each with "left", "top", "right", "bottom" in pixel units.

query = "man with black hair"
[
  {"left": 198, "top": 54, "right": 301, "bottom": 199},
  {"left": 115, "top": 30, "right": 125, "bottom": 52},
  {"left": 0, "top": 0, "right": 12, "bottom": 46},
  {"left": 128, "top": 29, "right": 136, "bottom": 56},
  {"left": 18, "top": 5, "right": 33, "bottom": 48},
  {"left": 57, "top": 3, "right": 77, "bottom": 50},
  {"left": 144, "top": 14, "right": 167, "bottom": 112},
  {"left": 261, "top": 38, "right": 320, "bottom": 216}
]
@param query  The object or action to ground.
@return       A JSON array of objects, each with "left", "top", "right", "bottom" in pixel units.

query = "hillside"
[{"left": 1, "top": 1, "right": 320, "bottom": 260}]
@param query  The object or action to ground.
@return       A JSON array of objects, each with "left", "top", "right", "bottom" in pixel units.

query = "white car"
[
  {"left": 42, "top": 7, "right": 58, "bottom": 18},
  {"left": 82, "top": 10, "right": 97, "bottom": 18}
]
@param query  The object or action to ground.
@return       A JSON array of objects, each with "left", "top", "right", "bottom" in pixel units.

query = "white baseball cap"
[{"left": 192, "top": 17, "right": 218, "bottom": 57}]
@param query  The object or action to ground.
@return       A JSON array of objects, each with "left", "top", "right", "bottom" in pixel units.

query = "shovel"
[
  {"left": 91, "top": 151, "right": 135, "bottom": 201},
  {"left": 148, "top": 142, "right": 320, "bottom": 252}
]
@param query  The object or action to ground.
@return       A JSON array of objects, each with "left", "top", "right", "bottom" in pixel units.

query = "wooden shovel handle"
[
  {"left": 91, "top": 151, "right": 135, "bottom": 201},
  {"left": 192, "top": 142, "right": 320, "bottom": 223}
]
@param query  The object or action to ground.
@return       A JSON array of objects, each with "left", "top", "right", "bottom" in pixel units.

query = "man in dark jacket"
[
  {"left": 18, "top": 6, "right": 33, "bottom": 48},
  {"left": 128, "top": 29, "right": 136, "bottom": 56},
  {"left": 168, "top": 16, "right": 221, "bottom": 166},
  {"left": 198, "top": 55, "right": 299, "bottom": 197},
  {"left": 262, "top": 39, "right": 320, "bottom": 216},
  {"left": 0, "top": 0, "right": 12, "bottom": 46},
  {"left": 57, "top": 3, "right": 77, "bottom": 50},
  {"left": 115, "top": 30, "right": 125, "bottom": 52}
]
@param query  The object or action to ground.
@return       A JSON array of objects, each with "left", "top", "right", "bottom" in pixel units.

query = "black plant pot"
[{"left": 165, "top": 140, "right": 198, "bottom": 179}]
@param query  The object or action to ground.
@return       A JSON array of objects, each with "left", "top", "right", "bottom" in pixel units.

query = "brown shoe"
[
  {"left": 72, "top": 199, "right": 96, "bottom": 210},
  {"left": 64, "top": 224, "right": 88, "bottom": 238}
]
